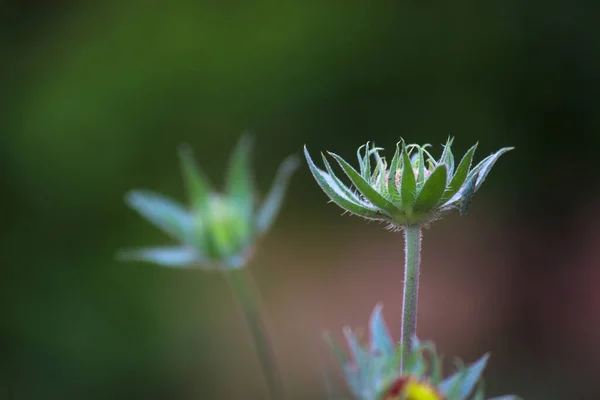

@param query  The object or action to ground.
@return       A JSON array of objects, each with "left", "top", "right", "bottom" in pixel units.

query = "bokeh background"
[{"left": 3, "top": 1, "right": 600, "bottom": 399}]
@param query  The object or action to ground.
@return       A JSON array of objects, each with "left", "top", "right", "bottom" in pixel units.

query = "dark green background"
[{"left": 2, "top": 1, "right": 600, "bottom": 399}]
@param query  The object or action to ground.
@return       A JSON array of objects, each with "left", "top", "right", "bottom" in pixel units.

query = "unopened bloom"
[
  {"left": 120, "top": 135, "right": 299, "bottom": 270},
  {"left": 305, "top": 139, "right": 512, "bottom": 227},
  {"left": 325, "top": 305, "right": 520, "bottom": 400}
]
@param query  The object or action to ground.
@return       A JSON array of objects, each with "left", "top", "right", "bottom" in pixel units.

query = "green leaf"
[
  {"left": 441, "top": 143, "right": 478, "bottom": 203},
  {"left": 304, "top": 146, "right": 383, "bottom": 220},
  {"left": 413, "top": 164, "right": 447, "bottom": 213},
  {"left": 328, "top": 152, "right": 402, "bottom": 218},
  {"left": 226, "top": 134, "right": 255, "bottom": 215},
  {"left": 387, "top": 144, "right": 402, "bottom": 204},
  {"left": 439, "top": 137, "right": 455, "bottom": 180},
  {"left": 372, "top": 149, "right": 387, "bottom": 195},
  {"left": 322, "top": 153, "right": 362, "bottom": 203},
  {"left": 416, "top": 146, "right": 426, "bottom": 187},
  {"left": 117, "top": 246, "right": 204, "bottom": 268},
  {"left": 400, "top": 142, "right": 417, "bottom": 210},
  {"left": 473, "top": 147, "right": 514, "bottom": 191},
  {"left": 369, "top": 304, "right": 394, "bottom": 355},
  {"left": 459, "top": 176, "right": 476, "bottom": 215},
  {"left": 256, "top": 154, "right": 299, "bottom": 234},
  {"left": 125, "top": 190, "right": 193, "bottom": 242},
  {"left": 487, "top": 396, "right": 522, "bottom": 400},
  {"left": 357, "top": 142, "right": 371, "bottom": 180},
  {"left": 440, "top": 353, "right": 489, "bottom": 399}
]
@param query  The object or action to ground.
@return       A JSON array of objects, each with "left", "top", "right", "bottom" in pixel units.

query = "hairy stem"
[
  {"left": 400, "top": 225, "right": 422, "bottom": 372},
  {"left": 224, "top": 269, "right": 287, "bottom": 400}
]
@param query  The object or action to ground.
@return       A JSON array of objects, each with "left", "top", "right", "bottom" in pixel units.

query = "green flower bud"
[
  {"left": 120, "top": 134, "right": 299, "bottom": 270},
  {"left": 305, "top": 138, "right": 513, "bottom": 228}
]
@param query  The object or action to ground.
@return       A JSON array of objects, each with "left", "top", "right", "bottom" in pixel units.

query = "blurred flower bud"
[{"left": 120, "top": 134, "right": 299, "bottom": 270}]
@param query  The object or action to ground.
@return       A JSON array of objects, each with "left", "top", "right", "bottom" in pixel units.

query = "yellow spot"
[
  {"left": 403, "top": 380, "right": 441, "bottom": 400},
  {"left": 384, "top": 377, "right": 442, "bottom": 400}
]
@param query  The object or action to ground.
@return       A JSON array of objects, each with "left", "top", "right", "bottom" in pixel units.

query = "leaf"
[
  {"left": 304, "top": 146, "right": 383, "bottom": 220},
  {"left": 413, "top": 164, "right": 447, "bottom": 213},
  {"left": 421, "top": 341, "right": 442, "bottom": 385},
  {"left": 440, "top": 353, "right": 489, "bottom": 399},
  {"left": 487, "top": 396, "right": 522, "bottom": 400},
  {"left": 255, "top": 154, "right": 299, "bottom": 234},
  {"left": 226, "top": 134, "right": 255, "bottom": 215},
  {"left": 324, "top": 331, "right": 348, "bottom": 364},
  {"left": 438, "top": 137, "right": 455, "bottom": 180},
  {"left": 473, "top": 381, "right": 485, "bottom": 400},
  {"left": 459, "top": 176, "right": 476, "bottom": 215},
  {"left": 117, "top": 246, "right": 204, "bottom": 268},
  {"left": 416, "top": 146, "right": 426, "bottom": 187},
  {"left": 400, "top": 142, "right": 417, "bottom": 210},
  {"left": 343, "top": 327, "right": 367, "bottom": 366},
  {"left": 322, "top": 153, "right": 362, "bottom": 203},
  {"left": 328, "top": 152, "right": 402, "bottom": 218},
  {"left": 369, "top": 304, "right": 394, "bottom": 355},
  {"left": 357, "top": 142, "right": 371, "bottom": 180},
  {"left": 125, "top": 190, "right": 193, "bottom": 242},
  {"left": 441, "top": 143, "right": 477, "bottom": 203},
  {"left": 387, "top": 144, "right": 402, "bottom": 204},
  {"left": 473, "top": 147, "right": 514, "bottom": 191},
  {"left": 404, "top": 337, "right": 427, "bottom": 376},
  {"left": 178, "top": 144, "right": 213, "bottom": 211}
]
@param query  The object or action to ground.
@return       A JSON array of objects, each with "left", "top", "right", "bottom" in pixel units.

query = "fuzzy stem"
[
  {"left": 224, "top": 268, "right": 287, "bottom": 400},
  {"left": 400, "top": 225, "right": 422, "bottom": 372}
]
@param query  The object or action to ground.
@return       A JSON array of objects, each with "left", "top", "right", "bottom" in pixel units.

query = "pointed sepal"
[
  {"left": 125, "top": 190, "right": 193, "bottom": 242},
  {"left": 304, "top": 146, "right": 383, "bottom": 220},
  {"left": 117, "top": 246, "right": 205, "bottom": 268},
  {"left": 414, "top": 164, "right": 447, "bottom": 213},
  {"left": 256, "top": 154, "right": 299, "bottom": 234},
  {"left": 178, "top": 145, "right": 213, "bottom": 211},
  {"left": 440, "top": 353, "right": 489, "bottom": 400}
]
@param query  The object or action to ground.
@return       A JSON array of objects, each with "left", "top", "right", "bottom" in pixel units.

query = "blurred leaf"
[
  {"left": 255, "top": 154, "right": 299, "bottom": 234},
  {"left": 125, "top": 190, "right": 192, "bottom": 242},
  {"left": 117, "top": 246, "right": 204, "bottom": 268},
  {"left": 226, "top": 134, "right": 255, "bottom": 216},
  {"left": 440, "top": 353, "right": 489, "bottom": 400},
  {"left": 178, "top": 145, "right": 213, "bottom": 211},
  {"left": 369, "top": 304, "right": 394, "bottom": 355}
]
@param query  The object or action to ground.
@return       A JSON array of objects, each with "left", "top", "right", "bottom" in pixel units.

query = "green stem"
[
  {"left": 400, "top": 225, "right": 422, "bottom": 373},
  {"left": 224, "top": 269, "right": 287, "bottom": 400}
]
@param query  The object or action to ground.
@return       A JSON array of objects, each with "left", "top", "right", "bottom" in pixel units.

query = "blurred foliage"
[{"left": 2, "top": 0, "right": 600, "bottom": 399}]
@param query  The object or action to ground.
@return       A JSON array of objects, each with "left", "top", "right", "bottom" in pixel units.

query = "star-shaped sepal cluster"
[
  {"left": 305, "top": 139, "right": 512, "bottom": 228},
  {"left": 120, "top": 135, "right": 299, "bottom": 270}
]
